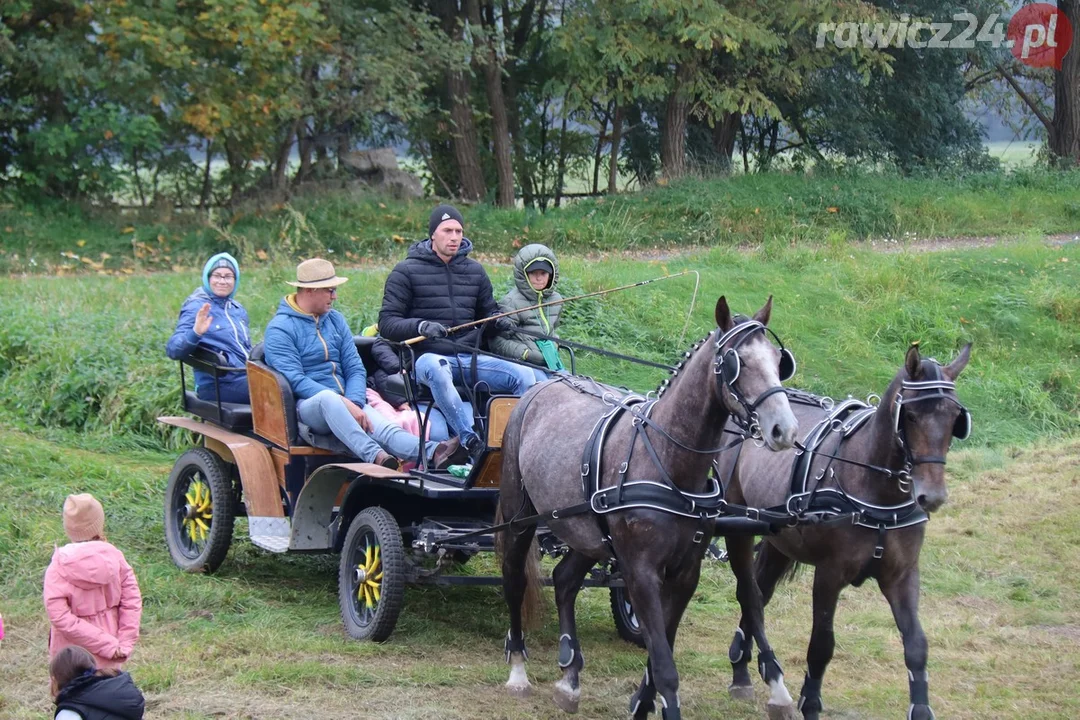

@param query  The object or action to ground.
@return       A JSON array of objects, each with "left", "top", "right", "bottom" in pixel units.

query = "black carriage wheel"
[
  {"left": 610, "top": 585, "right": 646, "bottom": 648},
  {"left": 338, "top": 507, "right": 406, "bottom": 642},
  {"left": 164, "top": 447, "right": 235, "bottom": 573}
]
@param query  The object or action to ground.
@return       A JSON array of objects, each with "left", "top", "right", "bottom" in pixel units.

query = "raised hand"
[{"left": 194, "top": 303, "right": 212, "bottom": 336}]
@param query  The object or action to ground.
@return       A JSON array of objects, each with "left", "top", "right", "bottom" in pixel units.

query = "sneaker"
[
  {"left": 463, "top": 434, "right": 485, "bottom": 459},
  {"left": 373, "top": 451, "right": 400, "bottom": 470},
  {"left": 431, "top": 437, "right": 468, "bottom": 470}
]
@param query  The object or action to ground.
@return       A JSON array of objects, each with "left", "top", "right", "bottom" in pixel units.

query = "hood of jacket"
[
  {"left": 406, "top": 237, "right": 475, "bottom": 265},
  {"left": 512, "top": 243, "right": 559, "bottom": 299},
  {"left": 201, "top": 252, "right": 241, "bottom": 298},
  {"left": 273, "top": 294, "right": 320, "bottom": 322},
  {"left": 57, "top": 671, "right": 145, "bottom": 720},
  {"left": 51, "top": 542, "right": 123, "bottom": 591}
]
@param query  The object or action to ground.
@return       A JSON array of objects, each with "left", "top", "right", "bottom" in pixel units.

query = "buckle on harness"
[
  {"left": 873, "top": 544, "right": 884, "bottom": 559},
  {"left": 692, "top": 530, "right": 705, "bottom": 544}
]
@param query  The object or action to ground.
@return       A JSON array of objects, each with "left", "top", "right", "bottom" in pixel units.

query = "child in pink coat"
[{"left": 43, "top": 494, "right": 143, "bottom": 670}]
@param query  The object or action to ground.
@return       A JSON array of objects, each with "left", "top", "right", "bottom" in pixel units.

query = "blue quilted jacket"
[{"left": 263, "top": 295, "right": 368, "bottom": 406}]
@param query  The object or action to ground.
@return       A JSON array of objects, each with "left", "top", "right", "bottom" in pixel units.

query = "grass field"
[
  {"left": 1, "top": 239, "right": 1076, "bottom": 450},
  {"left": 0, "top": 213, "right": 1077, "bottom": 717},
  {"left": 2, "top": 428, "right": 1078, "bottom": 719}
]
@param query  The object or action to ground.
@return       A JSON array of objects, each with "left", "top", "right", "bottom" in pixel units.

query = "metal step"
[{"left": 248, "top": 516, "right": 291, "bottom": 553}]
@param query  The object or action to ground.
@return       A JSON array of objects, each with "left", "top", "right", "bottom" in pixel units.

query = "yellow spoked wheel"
[
  {"left": 183, "top": 480, "right": 214, "bottom": 545},
  {"left": 353, "top": 541, "right": 384, "bottom": 618},
  {"left": 339, "top": 507, "right": 405, "bottom": 642},
  {"left": 165, "top": 448, "right": 235, "bottom": 573}
]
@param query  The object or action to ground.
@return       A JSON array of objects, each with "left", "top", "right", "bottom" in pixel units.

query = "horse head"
[
  {"left": 714, "top": 296, "right": 799, "bottom": 452},
  {"left": 889, "top": 342, "right": 972, "bottom": 512}
]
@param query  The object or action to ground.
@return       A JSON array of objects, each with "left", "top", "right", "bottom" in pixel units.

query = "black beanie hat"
[{"left": 428, "top": 204, "right": 464, "bottom": 238}]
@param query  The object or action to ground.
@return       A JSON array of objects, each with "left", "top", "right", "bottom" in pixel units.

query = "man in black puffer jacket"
[{"left": 379, "top": 204, "right": 539, "bottom": 456}]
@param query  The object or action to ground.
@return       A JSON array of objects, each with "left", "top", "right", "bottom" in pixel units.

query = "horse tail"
[
  {"left": 756, "top": 540, "right": 801, "bottom": 584},
  {"left": 520, "top": 536, "right": 543, "bottom": 630},
  {"left": 494, "top": 398, "right": 545, "bottom": 630}
]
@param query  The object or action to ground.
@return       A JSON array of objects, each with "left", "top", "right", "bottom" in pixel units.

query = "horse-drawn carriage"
[
  {"left": 160, "top": 293, "right": 972, "bottom": 720},
  {"left": 158, "top": 334, "right": 643, "bottom": 643}
]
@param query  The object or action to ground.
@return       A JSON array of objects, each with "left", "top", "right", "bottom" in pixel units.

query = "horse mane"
[{"left": 654, "top": 332, "right": 713, "bottom": 399}]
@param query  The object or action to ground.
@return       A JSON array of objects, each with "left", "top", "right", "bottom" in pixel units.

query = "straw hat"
[
  {"left": 63, "top": 493, "right": 105, "bottom": 542},
  {"left": 286, "top": 258, "right": 349, "bottom": 288}
]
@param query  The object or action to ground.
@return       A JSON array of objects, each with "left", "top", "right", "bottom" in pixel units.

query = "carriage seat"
[{"left": 179, "top": 346, "right": 253, "bottom": 431}]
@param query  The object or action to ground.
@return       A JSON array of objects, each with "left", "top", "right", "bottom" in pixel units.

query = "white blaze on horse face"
[
  {"left": 736, "top": 335, "right": 799, "bottom": 451},
  {"left": 506, "top": 653, "right": 532, "bottom": 697}
]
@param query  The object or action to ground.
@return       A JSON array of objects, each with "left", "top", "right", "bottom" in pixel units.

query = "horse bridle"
[
  {"left": 889, "top": 364, "right": 972, "bottom": 489},
  {"left": 713, "top": 320, "right": 796, "bottom": 439}
]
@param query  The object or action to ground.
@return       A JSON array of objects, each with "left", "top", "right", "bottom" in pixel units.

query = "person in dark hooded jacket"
[
  {"left": 490, "top": 243, "right": 564, "bottom": 377},
  {"left": 379, "top": 205, "right": 538, "bottom": 457},
  {"left": 166, "top": 252, "right": 252, "bottom": 404},
  {"left": 51, "top": 645, "right": 145, "bottom": 720}
]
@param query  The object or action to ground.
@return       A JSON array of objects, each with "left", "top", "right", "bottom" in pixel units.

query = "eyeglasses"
[{"left": 210, "top": 273, "right": 235, "bottom": 281}]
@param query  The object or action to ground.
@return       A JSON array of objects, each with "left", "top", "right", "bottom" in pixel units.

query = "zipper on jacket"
[
  {"left": 315, "top": 316, "right": 345, "bottom": 393},
  {"left": 534, "top": 289, "right": 551, "bottom": 334},
  {"left": 224, "top": 303, "right": 250, "bottom": 361},
  {"left": 445, "top": 263, "right": 458, "bottom": 333}
]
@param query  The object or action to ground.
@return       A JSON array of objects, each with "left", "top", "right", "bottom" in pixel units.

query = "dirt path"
[{"left": 555, "top": 231, "right": 1080, "bottom": 264}]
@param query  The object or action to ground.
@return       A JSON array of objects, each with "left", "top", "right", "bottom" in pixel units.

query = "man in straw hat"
[
  {"left": 264, "top": 258, "right": 462, "bottom": 469},
  {"left": 379, "top": 205, "right": 539, "bottom": 459}
]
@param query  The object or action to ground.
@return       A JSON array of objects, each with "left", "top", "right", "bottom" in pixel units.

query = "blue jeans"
[
  {"left": 197, "top": 377, "right": 249, "bottom": 404},
  {"left": 297, "top": 390, "right": 440, "bottom": 463},
  {"left": 414, "top": 353, "right": 537, "bottom": 446},
  {"left": 416, "top": 403, "right": 466, "bottom": 442}
]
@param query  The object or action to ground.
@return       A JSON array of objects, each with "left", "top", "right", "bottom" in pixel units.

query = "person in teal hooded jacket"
[{"left": 166, "top": 252, "right": 251, "bottom": 404}]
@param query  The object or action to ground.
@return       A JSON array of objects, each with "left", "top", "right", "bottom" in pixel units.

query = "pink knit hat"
[{"left": 63, "top": 493, "right": 105, "bottom": 542}]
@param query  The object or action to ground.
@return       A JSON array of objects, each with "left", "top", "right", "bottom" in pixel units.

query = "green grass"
[
  {"left": 2, "top": 429, "right": 1078, "bottom": 719},
  {"left": 3, "top": 168, "right": 1080, "bottom": 275},
  {"left": 1, "top": 241, "right": 1076, "bottom": 450}
]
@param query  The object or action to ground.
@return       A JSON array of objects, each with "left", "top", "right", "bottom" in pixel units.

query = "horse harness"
[
  {"left": 717, "top": 361, "right": 971, "bottom": 578},
  {"left": 496, "top": 321, "right": 792, "bottom": 551}
]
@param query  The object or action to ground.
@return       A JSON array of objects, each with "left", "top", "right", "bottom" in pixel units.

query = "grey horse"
[
  {"left": 497, "top": 296, "right": 799, "bottom": 719},
  {"left": 719, "top": 343, "right": 972, "bottom": 719}
]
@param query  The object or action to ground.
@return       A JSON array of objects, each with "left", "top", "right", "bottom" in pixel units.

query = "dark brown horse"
[
  {"left": 718, "top": 343, "right": 971, "bottom": 719},
  {"left": 497, "top": 297, "right": 800, "bottom": 719}
]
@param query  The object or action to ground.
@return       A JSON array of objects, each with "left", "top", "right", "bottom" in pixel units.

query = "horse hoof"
[
  {"left": 507, "top": 681, "right": 533, "bottom": 699},
  {"left": 629, "top": 694, "right": 656, "bottom": 719},
  {"left": 554, "top": 679, "right": 580, "bottom": 713},
  {"left": 909, "top": 704, "right": 936, "bottom": 720},
  {"left": 766, "top": 702, "right": 800, "bottom": 720},
  {"left": 728, "top": 683, "right": 755, "bottom": 702}
]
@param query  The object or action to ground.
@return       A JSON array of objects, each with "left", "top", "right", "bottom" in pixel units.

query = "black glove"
[
  {"left": 493, "top": 316, "right": 514, "bottom": 333},
  {"left": 418, "top": 320, "right": 448, "bottom": 339}
]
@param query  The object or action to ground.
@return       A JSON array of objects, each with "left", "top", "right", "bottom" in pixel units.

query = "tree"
[{"left": 466, "top": 0, "right": 515, "bottom": 206}]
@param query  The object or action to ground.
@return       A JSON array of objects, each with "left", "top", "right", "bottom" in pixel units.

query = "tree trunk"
[
  {"left": 224, "top": 138, "right": 246, "bottom": 202},
  {"left": 199, "top": 139, "right": 214, "bottom": 210},
  {"left": 272, "top": 120, "right": 298, "bottom": 191},
  {"left": 660, "top": 63, "right": 692, "bottom": 180},
  {"left": 608, "top": 102, "right": 624, "bottom": 194},
  {"left": 297, "top": 121, "right": 313, "bottom": 183},
  {"left": 712, "top": 110, "right": 740, "bottom": 173},
  {"left": 467, "top": 0, "right": 515, "bottom": 207},
  {"left": 1049, "top": 0, "right": 1080, "bottom": 166},
  {"left": 555, "top": 102, "right": 569, "bottom": 207},
  {"left": 592, "top": 105, "right": 609, "bottom": 194},
  {"left": 437, "top": 2, "right": 486, "bottom": 202}
]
